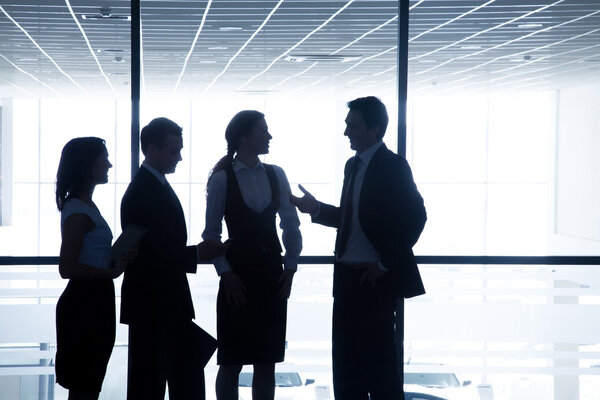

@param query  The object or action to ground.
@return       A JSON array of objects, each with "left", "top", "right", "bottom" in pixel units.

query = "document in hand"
[
  {"left": 191, "top": 322, "right": 218, "bottom": 367},
  {"left": 111, "top": 224, "right": 147, "bottom": 262}
]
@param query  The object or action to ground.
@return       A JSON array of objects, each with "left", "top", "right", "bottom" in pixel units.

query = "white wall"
[
  {"left": 1, "top": 98, "right": 13, "bottom": 226},
  {"left": 550, "top": 83, "right": 600, "bottom": 254}
]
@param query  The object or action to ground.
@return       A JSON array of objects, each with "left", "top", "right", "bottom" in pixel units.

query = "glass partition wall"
[
  {"left": 1, "top": 1, "right": 600, "bottom": 399},
  {"left": 405, "top": 1, "right": 600, "bottom": 400}
]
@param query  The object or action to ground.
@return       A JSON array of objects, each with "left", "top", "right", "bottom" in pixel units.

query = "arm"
[
  {"left": 274, "top": 167, "right": 302, "bottom": 271},
  {"left": 202, "top": 171, "right": 233, "bottom": 275},
  {"left": 121, "top": 183, "right": 197, "bottom": 273},
  {"left": 274, "top": 167, "right": 302, "bottom": 299},
  {"left": 289, "top": 185, "right": 341, "bottom": 228},
  {"left": 389, "top": 157, "right": 426, "bottom": 248},
  {"left": 311, "top": 202, "right": 341, "bottom": 228},
  {"left": 373, "top": 156, "right": 426, "bottom": 270},
  {"left": 203, "top": 170, "right": 247, "bottom": 305},
  {"left": 59, "top": 214, "right": 124, "bottom": 280}
]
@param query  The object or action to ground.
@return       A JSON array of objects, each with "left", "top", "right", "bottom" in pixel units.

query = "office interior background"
[{"left": 1, "top": 0, "right": 600, "bottom": 399}]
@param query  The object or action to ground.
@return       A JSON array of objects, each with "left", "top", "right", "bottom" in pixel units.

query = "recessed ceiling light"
[
  {"left": 82, "top": 8, "right": 130, "bottom": 21},
  {"left": 219, "top": 27, "right": 242, "bottom": 31},
  {"left": 198, "top": 60, "right": 217, "bottom": 64},
  {"left": 234, "top": 90, "right": 277, "bottom": 95},
  {"left": 97, "top": 49, "right": 125, "bottom": 53},
  {"left": 518, "top": 23, "right": 543, "bottom": 28},
  {"left": 208, "top": 46, "right": 228, "bottom": 50},
  {"left": 460, "top": 45, "right": 481, "bottom": 50},
  {"left": 285, "top": 54, "right": 361, "bottom": 63}
]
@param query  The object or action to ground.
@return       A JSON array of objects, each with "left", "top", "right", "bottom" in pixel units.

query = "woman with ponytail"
[
  {"left": 203, "top": 111, "right": 302, "bottom": 400},
  {"left": 55, "top": 137, "right": 135, "bottom": 399}
]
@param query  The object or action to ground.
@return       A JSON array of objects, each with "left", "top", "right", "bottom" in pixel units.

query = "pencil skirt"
[
  {"left": 55, "top": 279, "right": 116, "bottom": 393},
  {"left": 216, "top": 250, "right": 286, "bottom": 365}
]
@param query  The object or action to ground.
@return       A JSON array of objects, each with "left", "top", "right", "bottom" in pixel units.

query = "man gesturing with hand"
[{"left": 290, "top": 96, "right": 426, "bottom": 400}]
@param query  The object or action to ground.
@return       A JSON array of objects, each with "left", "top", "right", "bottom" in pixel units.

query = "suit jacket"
[
  {"left": 120, "top": 166, "right": 197, "bottom": 324},
  {"left": 313, "top": 144, "right": 426, "bottom": 299}
]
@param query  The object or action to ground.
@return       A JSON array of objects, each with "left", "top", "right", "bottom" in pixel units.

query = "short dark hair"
[
  {"left": 347, "top": 96, "right": 389, "bottom": 139},
  {"left": 140, "top": 117, "right": 183, "bottom": 155},
  {"left": 55, "top": 137, "right": 106, "bottom": 210}
]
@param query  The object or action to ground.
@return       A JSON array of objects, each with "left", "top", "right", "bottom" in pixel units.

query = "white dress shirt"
[
  {"left": 203, "top": 159, "right": 302, "bottom": 275},
  {"left": 337, "top": 141, "right": 387, "bottom": 269}
]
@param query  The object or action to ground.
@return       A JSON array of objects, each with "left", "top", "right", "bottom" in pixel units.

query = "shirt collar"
[
  {"left": 233, "top": 158, "right": 265, "bottom": 172},
  {"left": 357, "top": 140, "right": 384, "bottom": 167},
  {"left": 141, "top": 161, "right": 166, "bottom": 185}
]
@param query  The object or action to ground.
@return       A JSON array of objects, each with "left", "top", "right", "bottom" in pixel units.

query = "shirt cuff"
[
  {"left": 213, "top": 256, "right": 232, "bottom": 276},
  {"left": 378, "top": 261, "right": 388, "bottom": 272}
]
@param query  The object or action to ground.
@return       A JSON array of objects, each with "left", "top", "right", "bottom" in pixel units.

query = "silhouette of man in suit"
[
  {"left": 120, "top": 117, "right": 224, "bottom": 400},
  {"left": 290, "top": 96, "right": 426, "bottom": 400}
]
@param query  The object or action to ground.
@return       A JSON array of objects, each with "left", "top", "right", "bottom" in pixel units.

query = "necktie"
[{"left": 337, "top": 157, "right": 361, "bottom": 257}]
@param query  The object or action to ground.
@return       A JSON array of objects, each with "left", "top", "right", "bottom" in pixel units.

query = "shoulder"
[
  {"left": 373, "top": 146, "right": 407, "bottom": 168},
  {"left": 265, "top": 164, "right": 290, "bottom": 184},
  {"left": 209, "top": 169, "right": 227, "bottom": 185},
  {"left": 61, "top": 198, "right": 91, "bottom": 218},
  {"left": 124, "top": 168, "right": 156, "bottom": 198},
  {"left": 61, "top": 205, "right": 94, "bottom": 232},
  {"left": 207, "top": 169, "right": 227, "bottom": 193},
  {"left": 266, "top": 163, "right": 286, "bottom": 176}
]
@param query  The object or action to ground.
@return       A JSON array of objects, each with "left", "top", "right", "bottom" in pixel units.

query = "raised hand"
[
  {"left": 288, "top": 184, "right": 319, "bottom": 215},
  {"left": 113, "top": 247, "right": 138, "bottom": 278}
]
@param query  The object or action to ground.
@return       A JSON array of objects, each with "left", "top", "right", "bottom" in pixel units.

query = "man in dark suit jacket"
[
  {"left": 121, "top": 117, "right": 224, "bottom": 400},
  {"left": 290, "top": 96, "right": 426, "bottom": 400}
]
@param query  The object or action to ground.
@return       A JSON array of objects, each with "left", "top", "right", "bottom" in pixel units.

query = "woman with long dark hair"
[
  {"left": 55, "top": 137, "right": 134, "bottom": 400},
  {"left": 203, "top": 111, "right": 302, "bottom": 400}
]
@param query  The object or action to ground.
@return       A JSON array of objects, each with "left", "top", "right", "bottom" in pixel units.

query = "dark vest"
[{"left": 224, "top": 164, "right": 283, "bottom": 262}]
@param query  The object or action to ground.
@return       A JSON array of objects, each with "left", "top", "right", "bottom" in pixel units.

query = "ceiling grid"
[{"left": 0, "top": 0, "right": 598, "bottom": 98}]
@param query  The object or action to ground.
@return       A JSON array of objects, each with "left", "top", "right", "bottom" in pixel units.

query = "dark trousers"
[
  {"left": 332, "top": 264, "right": 403, "bottom": 400},
  {"left": 127, "top": 319, "right": 205, "bottom": 400}
]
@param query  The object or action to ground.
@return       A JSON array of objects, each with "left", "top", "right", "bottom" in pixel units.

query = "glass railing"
[{"left": 1, "top": 256, "right": 600, "bottom": 400}]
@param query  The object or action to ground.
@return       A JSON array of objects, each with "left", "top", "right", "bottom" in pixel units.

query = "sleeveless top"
[
  {"left": 61, "top": 198, "right": 113, "bottom": 269},
  {"left": 224, "top": 164, "right": 283, "bottom": 258}
]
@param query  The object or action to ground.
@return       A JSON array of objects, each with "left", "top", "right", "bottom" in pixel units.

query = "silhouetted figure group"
[{"left": 55, "top": 96, "right": 426, "bottom": 400}]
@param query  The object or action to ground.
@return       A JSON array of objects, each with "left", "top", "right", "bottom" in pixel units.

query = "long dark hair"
[
  {"left": 55, "top": 137, "right": 106, "bottom": 211},
  {"left": 208, "top": 110, "right": 265, "bottom": 183}
]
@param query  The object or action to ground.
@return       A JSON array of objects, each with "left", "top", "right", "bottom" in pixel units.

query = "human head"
[
  {"left": 55, "top": 137, "right": 109, "bottom": 210},
  {"left": 344, "top": 96, "right": 388, "bottom": 153},
  {"left": 140, "top": 117, "right": 183, "bottom": 174},
  {"left": 210, "top": 110, "right": 265, "bottom": 177},
  {"left": 347, "top": 96, "right": 388, "bottom": 139}
]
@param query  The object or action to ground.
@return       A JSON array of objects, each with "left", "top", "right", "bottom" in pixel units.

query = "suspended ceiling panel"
[{"left": 0, "top": 0, "right": 599, "bottom": 98}]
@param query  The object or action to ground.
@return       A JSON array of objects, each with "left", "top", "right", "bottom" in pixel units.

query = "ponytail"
[{"left": 208, "top": 145, "right": 235, "bottom": 184}]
